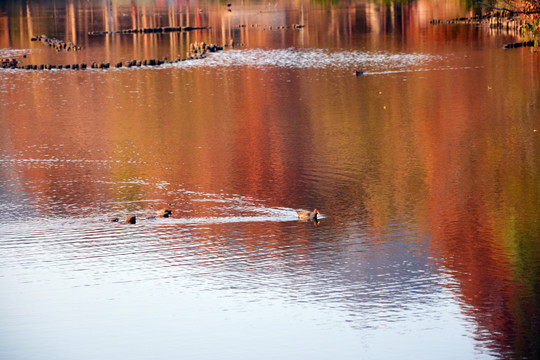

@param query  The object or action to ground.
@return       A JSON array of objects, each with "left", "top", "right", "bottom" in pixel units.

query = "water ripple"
[{"left": 172, "top": 48, "right": 442, "bottom": 71}]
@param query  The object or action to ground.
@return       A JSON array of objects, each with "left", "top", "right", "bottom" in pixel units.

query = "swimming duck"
[
  {"left": 125, "top": 215, "right": 136, "bottom": 224},
  {"left": 296, "top": 208, "right": 320, "bottom": 219},
  {"left": 157, "top": 209, "right": 172, "bottom": 218}
]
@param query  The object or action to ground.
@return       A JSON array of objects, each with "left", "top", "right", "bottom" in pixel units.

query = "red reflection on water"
[{"left": 421, "top": 70, "right": 540, "bottom": 357}]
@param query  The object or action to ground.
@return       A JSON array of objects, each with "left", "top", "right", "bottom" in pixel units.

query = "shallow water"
[{"left": 1, "top": 0, "right": 540, "bottom": 359}]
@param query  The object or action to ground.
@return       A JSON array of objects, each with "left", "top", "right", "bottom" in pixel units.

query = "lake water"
[{"left": 1, "top": 0, "right": 539, "bottom": 359}]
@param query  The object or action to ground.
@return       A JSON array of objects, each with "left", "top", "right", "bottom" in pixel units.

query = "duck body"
[
  {"left": 296, "top": 208, "right": 319, "bottom": 219},
  {"left": 125, "top": 215, "right": 136, "bottom": 224},
  {"left": 157, "top": 209, "right": 172, "bottom": 218}
]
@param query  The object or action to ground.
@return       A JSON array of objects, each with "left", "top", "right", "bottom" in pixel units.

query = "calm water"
[{"left": 1, "top": 0, "right": 540, "bottom": 359}]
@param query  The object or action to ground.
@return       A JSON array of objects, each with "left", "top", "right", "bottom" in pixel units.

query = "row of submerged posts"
[
  {"left": 187, "top": 41, "right": 224, "bottom": 59},
  {"left": 0, "top": 61, "right": 89, "bottom": 70},
  {"left": 430, "top": 12, "right": 525, "bottom": 31},
  {"left": 1, "top": 40, "right": 225, "bottom": 70},
  {"left": 235, "top": 23, "right": 304, "bottom": 30},
  {"left": 430, "top": 11, "right": 535, "bottom": 49},
  {"left": 30, "top": 34, "right": 83, "bottom": 52},
  {"left": 2, "top": 20, "right": 304, "bottom": 71},
  {"left": 88, "top": 26, "right": 210, "bottom": 36}
]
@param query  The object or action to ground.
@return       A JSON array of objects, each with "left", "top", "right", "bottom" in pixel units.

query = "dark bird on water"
[
  {"left": 156, "top": 209, "right": 172, "bottom": 218},
  {"left": 125, "top": 216, "right": 136, "bottom": 224}
]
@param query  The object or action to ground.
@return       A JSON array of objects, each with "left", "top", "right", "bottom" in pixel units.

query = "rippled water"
[
  {"left": 1, "top": 0, "right": 540, "bottom": 359},
  {"left": 175, "top": 48, "right": 443, "bottom": 70}
]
